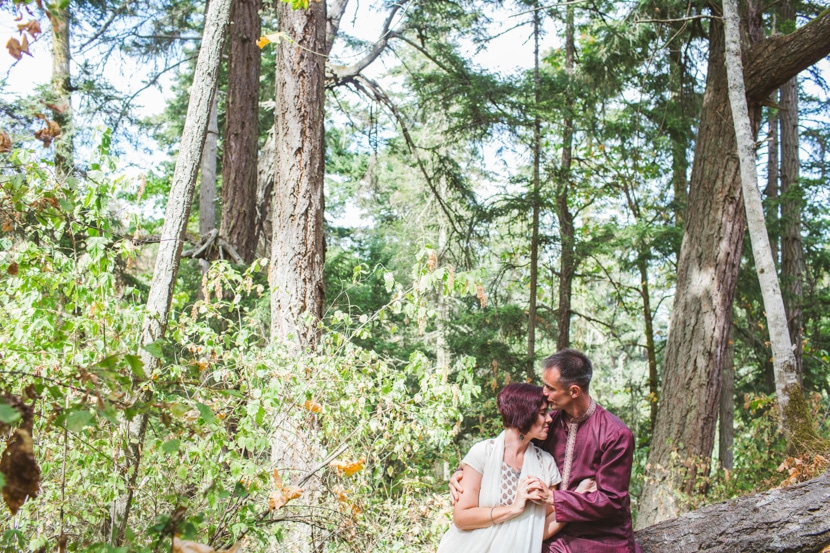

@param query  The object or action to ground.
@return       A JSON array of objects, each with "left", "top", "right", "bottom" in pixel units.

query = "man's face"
[{"left": 542, "top": 367, "right": 572, "bottom": 412}]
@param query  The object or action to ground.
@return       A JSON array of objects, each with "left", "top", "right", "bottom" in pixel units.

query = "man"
[{"left": 451, "top": 349, "right": 640, "bottom": 552}]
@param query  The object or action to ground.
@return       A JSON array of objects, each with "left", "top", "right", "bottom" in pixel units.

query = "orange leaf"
[
  {"left": 330, "top": 456, "right": 366, "bottom": 477},
  {"left": 271, "top": 468, "right": 283, "bottom": 488},
  {"left": 257, "top": 32, "right": 289, "bottom": 49},
  {"left": 303, "top": 400, "right": 323, "bottom": 413}
]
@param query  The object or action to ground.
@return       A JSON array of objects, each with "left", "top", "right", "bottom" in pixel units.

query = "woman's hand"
[
  {"left": 575, "top": 477, "right": 597, "bottom": 494},
  {"left": 449, "top": 469, "right": 464, "bottom": 505}
]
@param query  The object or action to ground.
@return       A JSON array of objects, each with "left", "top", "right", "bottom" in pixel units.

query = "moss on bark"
[{"left": 783, "top": 383, "right": 829, "bottom": 456}]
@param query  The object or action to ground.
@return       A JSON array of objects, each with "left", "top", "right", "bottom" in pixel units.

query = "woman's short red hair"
[{"left": 497, "top": 383, "right": 547, "bottom": 434}]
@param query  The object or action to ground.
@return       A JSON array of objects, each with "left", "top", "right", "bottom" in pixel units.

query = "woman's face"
[{"left": 526, "top": 402, "right": 552, "bottom": 441}]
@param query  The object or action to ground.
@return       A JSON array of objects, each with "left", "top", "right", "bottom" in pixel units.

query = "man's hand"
[{"left": 449, "top": 468, "right": 464, "bottom": 505}]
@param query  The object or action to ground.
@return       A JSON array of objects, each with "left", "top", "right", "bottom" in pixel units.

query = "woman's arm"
[{"left": 452, "top": 465, "right": 530, "bottom": 530}]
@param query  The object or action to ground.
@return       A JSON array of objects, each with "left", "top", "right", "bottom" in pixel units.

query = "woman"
[{"left": 437, "top": 383, "right": 566, "bottom": 553}]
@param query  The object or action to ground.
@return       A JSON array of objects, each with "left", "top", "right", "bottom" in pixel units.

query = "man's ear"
[{"left": 569, "top": 384, "right": 581, "bottom": 398}]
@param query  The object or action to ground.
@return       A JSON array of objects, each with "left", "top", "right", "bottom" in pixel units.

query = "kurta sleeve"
[
  {"left": 552, "top": 426, "right": 634, "bottom": 523},
  {"left": 461, "top": 439, "right": 492, "bottom": 475}
]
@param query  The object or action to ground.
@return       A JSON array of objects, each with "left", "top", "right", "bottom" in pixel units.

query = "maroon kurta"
[{"left": 540, "top": 404, "right": 640, "bottom": 553}]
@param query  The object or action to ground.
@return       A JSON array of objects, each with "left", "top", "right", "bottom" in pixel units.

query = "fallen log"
[{"left": 635, "top": 471, "right": 830, "bottom": 553}]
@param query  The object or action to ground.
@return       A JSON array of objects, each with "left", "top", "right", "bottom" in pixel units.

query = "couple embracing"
[{"left": 439, "top": 349, "right": 641, "bottom": 553}]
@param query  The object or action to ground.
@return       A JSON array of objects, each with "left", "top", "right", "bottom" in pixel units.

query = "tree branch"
[
  {"left": 328, "top": 1, "right": 407, "bottom": 83},
  {"left": 745, "top": 8, "right": 830, "bottom": 101}
]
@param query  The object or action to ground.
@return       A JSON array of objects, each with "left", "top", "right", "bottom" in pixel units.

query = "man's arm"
[{"left": 551, "top": 427, "right": 634, "bottom": 523}]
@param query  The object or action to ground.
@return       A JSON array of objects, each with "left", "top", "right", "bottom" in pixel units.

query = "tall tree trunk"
[
  {"left": 526, "top": 4, "right": 542, "bottom": 380},
  {"left": 108, "top": 0, "right": 232, "bottom": 543},
  {"left": 668, "top": 46, "right": 689, "bottom": 230},
  {"left": 255, "top": 127, "right": 276, "bottom": 257},
  {"left": 269, "top": 0, "right": 327, "bottom": 348},
  {"left": 723, "top": 0, "right": 822, "bottom": 456},
  {"left": 199, "top": 93, "right": 219, "bottom": 276},
  {"left": 637, "top": 5, "right": 830, "bottom": 529},
  {"left": 778, "top": 0, "right": 804, "bottom": 382},
  {"left": 220, "top": 0, "right": 262, "bottom": 263},
  {"left": 718, "top": 326, "right": 735, "bottom": 470},
  {"left": 49, "top": 4, "right": 73, "bottom": 179},
  {"left": 555, "top": 3, "right": 575, "bottom": 353},
  {"left": 765, "top": 93, "right": 779, "bottom": 266}
]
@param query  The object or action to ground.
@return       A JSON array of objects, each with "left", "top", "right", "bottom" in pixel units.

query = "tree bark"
[
  {"left": 555, "top": 3, "right": 575, "bottom": 354},
  {"left": 199, "top": 92, "right": 219, "bottom": 276},
  {"left": 765, "top": 93, "right": 779, "bottom": 267},
  {"left": 636, "top": 472, "right": 830, "bottom": 553},
  {"left": 637, "top": 4, "right": 830, "bottom": 529},
  {"left": 49, "top": 4, "right": 73, "bottom": 179},
  {"left": 269, "top": 0, "right": 328, "bottom": 348},
  {"left": 638, "top": 257, "right": 659, "bottom": 433},
  {"left": 220, "top": 0, "right": 262, "bottom": 263},
  {"left": 109, "top": 0, "right": 232, "bottom": 544},
  {"left": 526, "top": 4, "right": 542, "bottom": 380},
  {"left": 778, "top": 0, "right": 804, "bottom": 381},
  {"left": 718, "top": 326, "right": 735, "bottom": 470}
]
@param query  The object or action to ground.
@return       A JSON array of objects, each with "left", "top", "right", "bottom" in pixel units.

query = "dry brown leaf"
[
  {"left": 33, "top": 115, "right": 61, "bottom": 148},
  {"left": 44, "top": 101, "right": 68, "bottom": 114},
  {"left": 0, "top": 130, "right": 10, "bottom": 153},
  {"left": 17, "top": 20, "right": 41, "bottom": 38},
  {"left": 7, "top": 262, "right": 18, "bottom": 276},
  {"left": 1, "top": 428, "right": 41, "bottom": 515},
  {"left": 268, "top": 485, "right": 303, "bottom": 511},
  {"left": 6, "top": 37, "right": 22, "bottom": 60}
]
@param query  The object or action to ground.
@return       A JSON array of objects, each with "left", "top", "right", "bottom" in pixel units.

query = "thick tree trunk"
[
  {"left": 779, "top": 76, "right": 804, "bottom": 382},
  {"left": 108, "top": 0, "right": 232, "bottom": 544},
  {"left": 636, "top": 472, "right": 830, "bottom": 553},
  {"left": 220, "top": 0, "right": 262, "bottom": 263},
  {"left": 637, "top": 5, "right": 830, "bottom": 528},
  {"left": 269, "top": 0, "right": 327, "bottom": 347},
  {"left": 555, "top": 3, "right": 575, "bottom": 354},
  {"left": 718, "top": 326, "right": 735, "bottom": 470},
  {"left": 50, "top": 4, "right": 73, "bottom": 179}
]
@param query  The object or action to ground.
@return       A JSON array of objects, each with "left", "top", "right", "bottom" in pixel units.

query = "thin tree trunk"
[
  {"left": 722, "top": 0, "right": 821, "bottom": 456},
  {"left": 269, "top": 0, "right": 327, "bottom": 348},
  {"left": 526, "top": 4, "right": 542, "bottom": 380},
  {"left": 718, "top": 326, "right": 735, "bottom": 470},
  {"left": 255, "top": 127, "right": 275, "bottom": 257},
  {"left": 220, "top": 0, "right": 262, "bottom": 263},
  {"left": 765, "top": 93, "right": 779, "bottom": 266},
  {"left": 199, "top": 93, "right": 219, "bottom": 275},
  {"left": 638, "top": 258, "right": 659, "bottom": 433},
  {"left": 50, "top": 4, "right": 73, "bottom": 179},
  {"left": 778, "top": 0, "right": 804, "bottom": 381},
  {"left": 108, "top": 0, "right": 232, "bottom": 543},
  {"left": 637, "top": 6, "right": 830, "bottom": 529},
  {"left": 555, "top": 3, "right": 575, "bottom": 353}
]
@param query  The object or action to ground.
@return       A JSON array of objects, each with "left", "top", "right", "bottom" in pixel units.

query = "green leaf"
[
  {"left": 66, "top": 409, "right": 94, "bottom": 432},
  {"left": 0, "top": 472, "right": 5, "bottom": 490},
  {"left": 195, "top": 403, "right": 216, "bottom": 424},
  {"left": 125, "top": 355, "right": 146, "bottom": 379},
  {"left": 142, "top": 340, "right": 164, "bottom": 359},
  {"left": 0, "top": 404, "right": 21, "bottom": 424},
  {"left": 161, "top": 439, "right": 181, "bottom": 454}
]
